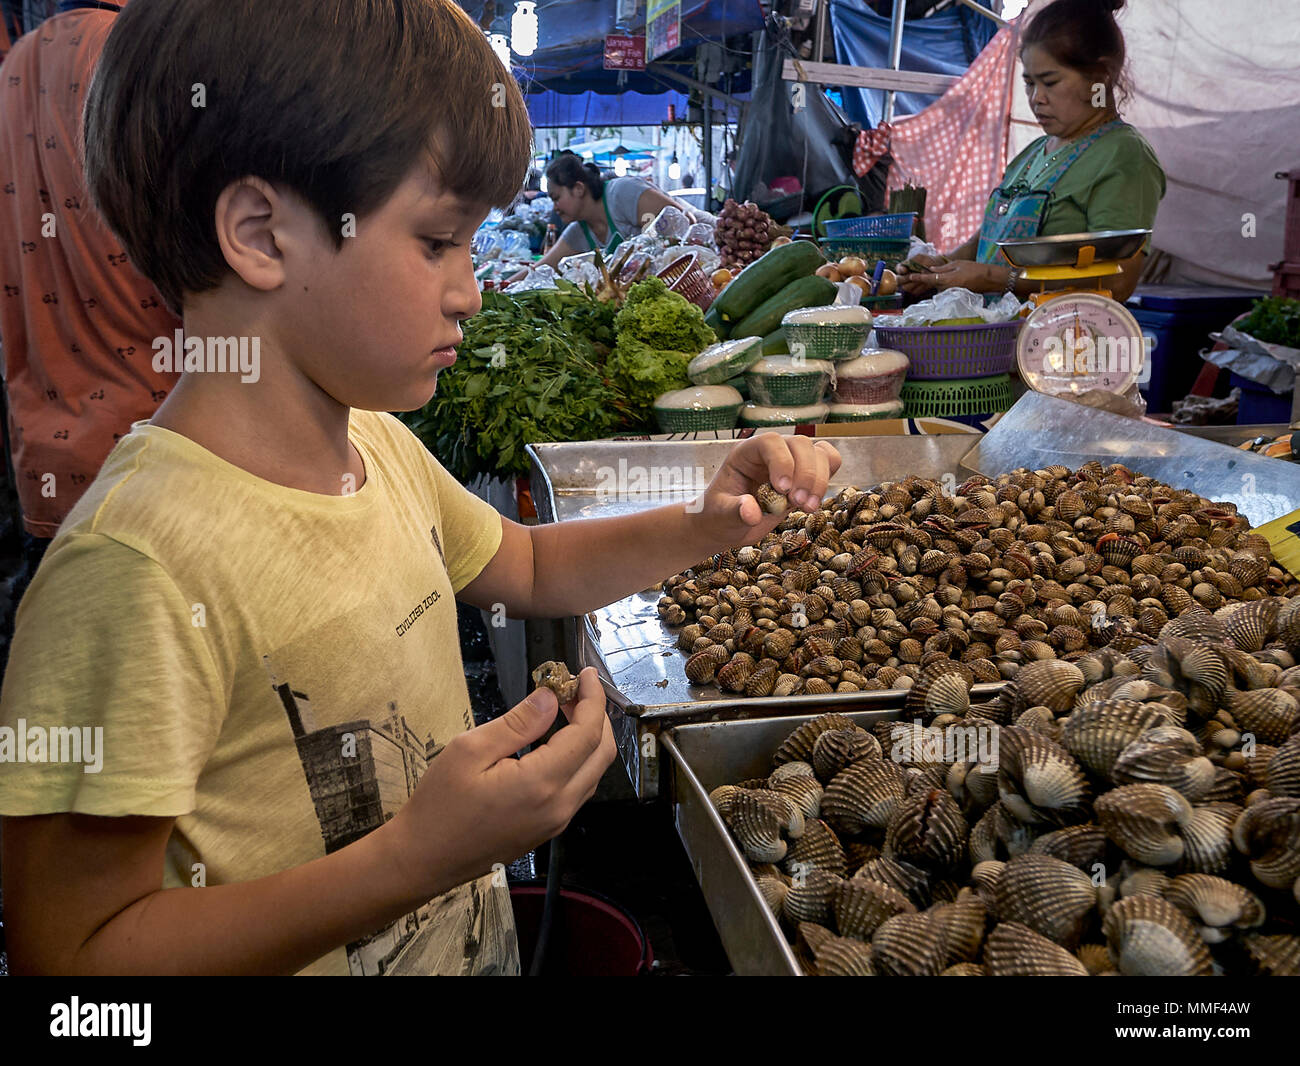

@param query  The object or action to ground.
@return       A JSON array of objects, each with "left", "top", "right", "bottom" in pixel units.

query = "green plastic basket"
[
  {"left": 899, "top": 374, "right": 1016, "bottom": 419},
  {"left": 653, "top": 404, "right": 743, "bottom": 433},
  {"left": 745, "top": 368, "right": 830, "bottom": 407},
  {"left": 783, "top": 322, "right": 872, "bottom": 362}
]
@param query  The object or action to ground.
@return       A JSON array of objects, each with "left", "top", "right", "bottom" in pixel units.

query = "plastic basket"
[
  {"left": 745, "top": 367, "right": 831, "bottom": 407},
  {"left": 657, "top": 251, "right": 714, "bottom": 311},
  {"left": 899, "top": 374, "right": 1016, "bottom": 419},
  {"left": 823, "top": 212, "right": 916, "bottom": 240},
  {"left": 653, "top": 404, "right": 742, "bottom": 433},
  {"left": 834, "top": 369, "right": 907, "bottom": 405},
  {"left": 783, "top": 322, "right": 872, "bottom": 362},
  {"left": 820, "top": 237, "right": 912, "bottom": 264},
  {"left": 874, "top": 320, "right": 1023, "bottom": 380}
]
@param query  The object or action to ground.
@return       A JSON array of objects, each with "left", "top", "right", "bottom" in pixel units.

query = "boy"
[{"left": 0, "top": 0, "right": 840, "bottom": 975}]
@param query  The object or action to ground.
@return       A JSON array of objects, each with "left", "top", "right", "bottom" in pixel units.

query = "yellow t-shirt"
[{"left": 0, "top": 409, "right": 517, "bottom": 976}]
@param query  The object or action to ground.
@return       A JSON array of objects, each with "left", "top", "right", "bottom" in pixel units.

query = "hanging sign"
[
  {"left": 604, "top": 34, "right": 646, "bottom": 70},
  {"left": 646, "top": 0, "right": 680, "bottom": 60}
]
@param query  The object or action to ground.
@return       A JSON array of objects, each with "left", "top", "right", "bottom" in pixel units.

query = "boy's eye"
[{"left": 423, "top": 238, "right": 456, "bottom": 256}]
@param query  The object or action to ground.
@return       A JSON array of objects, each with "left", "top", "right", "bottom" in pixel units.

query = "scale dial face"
[{"left": 1017, "top": 291, "right": 1147, "bottom": 397}]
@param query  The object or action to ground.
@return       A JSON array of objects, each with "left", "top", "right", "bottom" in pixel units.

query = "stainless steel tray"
[
  {"left": 996, "top": 229, "right": 1150, "bottom": 267},
  {"left": 662, "top": 709, "right": 901, "bottom": 975},
  {"left": 962, "top": 392, "right": 1300, "bottom": 529},
  {"left": 528, "top": 435, "right": 994, "bottom": 796}
]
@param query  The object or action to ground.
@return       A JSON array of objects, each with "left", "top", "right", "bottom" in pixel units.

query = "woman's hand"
[
  {"left": 690, "top": 432, "right": 842, "bottom": 548},
  {"left": 896, "top": 253, "right": 949, "bottom": 295},
  {"left": 907, "top": 259, "right": 1003, "bottom": 295}
]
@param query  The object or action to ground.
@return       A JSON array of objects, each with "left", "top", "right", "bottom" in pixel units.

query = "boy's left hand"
[{"left": 691, "top": 432, "right": 842, "bottom": 547}]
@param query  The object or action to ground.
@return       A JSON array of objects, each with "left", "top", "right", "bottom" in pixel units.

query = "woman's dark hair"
[
  {"left": 545, "top": 152, "right": 606, "bottom": 200},
  {"left": 1021, "top": 0, "right": 1132, "bottom": 110},
  {"left": 84, "top": 0, "right": 533, "bottom": 312}
]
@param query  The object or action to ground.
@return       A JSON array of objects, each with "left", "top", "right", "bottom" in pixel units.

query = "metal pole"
[
  {"left": 814, "top": 0, "right": 829, "bottom": 63},
  {"left": 882, "top": 0, "right": 906, "bottom": 123},
  {"left": 703, "top": 99, "right": 714, "bottom": 208}
]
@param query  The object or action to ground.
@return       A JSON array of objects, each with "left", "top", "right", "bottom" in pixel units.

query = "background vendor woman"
[
  {"left": 899, "top": 0, "right": 1165, "bottom": 304},
  {"left": 528, "top": 152, "right": 707, "bottom": 270}
]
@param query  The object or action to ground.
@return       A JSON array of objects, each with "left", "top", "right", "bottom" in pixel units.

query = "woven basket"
[
  {"left": 874, "top": 320, "right": 1023, "bottom": 380},
  {"left": 899, "top": 374, "right": 1016, "bottom": 419},
  {"left": 657, "top": 252, "right": 714, "bottom": 311}
]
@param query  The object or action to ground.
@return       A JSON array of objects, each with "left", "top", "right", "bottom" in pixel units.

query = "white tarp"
[{"left": 1009, "top": 0, "right": 1300, "bottom": 288}]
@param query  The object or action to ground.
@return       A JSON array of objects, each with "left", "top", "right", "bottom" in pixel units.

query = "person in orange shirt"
[{"left": 0, "top": 0, "right": 180, "bottom": 661}]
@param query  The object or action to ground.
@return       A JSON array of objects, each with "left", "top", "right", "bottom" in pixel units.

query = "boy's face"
[{"left": 276, "top": 161, "right": 489, "bottom": 413}]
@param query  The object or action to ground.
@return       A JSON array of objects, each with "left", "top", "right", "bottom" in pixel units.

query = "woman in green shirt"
[{"left": 899, "top": 0, "right": 1165, "bottom": 304}]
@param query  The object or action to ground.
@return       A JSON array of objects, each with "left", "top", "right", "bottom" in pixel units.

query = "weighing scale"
[{"left": 997, "top": 230, "right": 1150, "bottom": 399}]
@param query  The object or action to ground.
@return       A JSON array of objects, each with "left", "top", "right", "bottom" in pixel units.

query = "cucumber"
[
  {"left": 703, "top": 305, "right": 728, "bottom": 340},
  {"left": 712, "top": 240, "right": 825, "bottom": 324},
  {"left": 731, "top": 275, "right": 839, "bottom": 340},
  {"left": 760, "top": 328, "right": 788, "bottom": 356}
]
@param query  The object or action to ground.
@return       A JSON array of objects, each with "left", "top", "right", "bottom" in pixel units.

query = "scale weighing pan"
[{"left": 997, "top": 230, "right": 1150, "bottom": 268}]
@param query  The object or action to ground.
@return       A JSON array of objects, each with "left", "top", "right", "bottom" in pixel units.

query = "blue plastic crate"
[
  {"left": 822, "top": 212, "right": 916, "bottom": 240},
  {"left": 820, "top": 237, "right": 912, "bottom": 264},
  {"left": 1230, "top": 373, "right": 1293, "bottom": 424}
]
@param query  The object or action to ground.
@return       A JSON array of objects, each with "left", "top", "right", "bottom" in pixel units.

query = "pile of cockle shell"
[
  {"left": 709, "top": 599, "right": 1300, "bottom": 975},
  {"left": 659, "top": 463, "right": 1300, "bottom": 699}
]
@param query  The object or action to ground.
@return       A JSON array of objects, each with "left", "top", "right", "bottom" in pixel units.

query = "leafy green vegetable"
[
  {"left": 1238, "top": 297, "right": 1300, "bottom": 349},
  {"left": 613, "top": 277, "right": 717, "bottom": 354},
  {"left": 605, "top": 337, "right": 693, "bottom": 424}
]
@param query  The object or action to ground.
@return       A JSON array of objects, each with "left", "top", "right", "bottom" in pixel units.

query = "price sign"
[
  {"left": 603, "top": 34, "right": 646, "bottom": 70},
  {"left": 646, "top": 0, "right": 680, "bottom": 60}
]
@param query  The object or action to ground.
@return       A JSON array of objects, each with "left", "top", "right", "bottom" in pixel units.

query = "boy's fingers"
[
  {"left": 463, "top": 687, "right": 559, "bottom": 765},
  {"left": 521, "top": 672, "right": 609, "bottom": 784},
  {"left": 557, "top": 713, "right": 618, "bottom": 809}
]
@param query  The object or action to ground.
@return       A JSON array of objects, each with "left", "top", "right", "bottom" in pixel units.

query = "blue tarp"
[{"left": 829, "top": 0, "right": 999, "bottom": 128}]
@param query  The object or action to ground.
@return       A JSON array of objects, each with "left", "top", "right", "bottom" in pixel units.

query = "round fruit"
[
  {"left": 712, "top": 269, "right": 733, "bottom": 288},
  {"left": 771, "top": 236, "right": 792, "bottom": 247},
  {"left": 837, "top": 256, "right": 867, "bottom": 278},
  {"left": 876, "top": 269, "right": 898, "bottom": 296},
  {"left": 846, "top": 276, "right": 871, "bottom": 295},
  {"left": 816, "top": 263, "right": 844, "bottom": 283}
]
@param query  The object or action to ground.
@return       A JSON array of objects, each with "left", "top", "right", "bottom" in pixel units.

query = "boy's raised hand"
[
  {"left": 692, "top": 432, "right": 842, "bottom": 547},
  {"left": 384, "top": 667, "right": 615, "bottom": 900}
]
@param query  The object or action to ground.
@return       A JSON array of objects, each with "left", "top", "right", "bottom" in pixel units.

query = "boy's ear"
[{"left": 213, "top": 177, "right": 316, "bottom": 296}]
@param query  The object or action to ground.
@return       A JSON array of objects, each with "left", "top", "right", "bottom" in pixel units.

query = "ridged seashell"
[
  {"left": 754, "top": 874, "right": 789, "bottom": 915},
  {"left": 708, "top": 784, "right": 745, "bottom": 819},
  {"left": 772, "top": 713, "right": 858, "bottom": 767},
  {"left": 994, "top": 853, "right": 1098, "bottom": 946},
  {"left": 853, "top": 856, "right": 932, "bottom": 908},
  {"left": 1111, "top": 726, "right": 1217, "bottom": 801},
  {"left": 1015, "top": 705, "right": 1061, "bottom": 740},
  {"left": 1231, "top": 796, "right": 1300, "bottom": 890},
  {"left": 871, "top": 912, "right": 947, "bottom": 976},
  {"left": 725, "top": 789, "right": 793, "bottom": 863},
  {"left": 1222, "top": 599, "right": 1279, "bottom": 653},
  {"left": 1076, "top": 943, "right": 1117, "bottom": 975},
  {"left": 940, "top": 962, "right": 987, "bottom": 976},
  {"left": 1241, "top": 933, "right": 1300, "bottom": 976},
  {"left": 783, "top": 817, "right": 847, "bottom": 878},
  {"left": 903, "top": 662, "right": 973, "bottom": 723},
  {"left": 1163, "top": 873, "right": 1264, "bottom": 943},
  {"left": 970, "top": 801, "right": 1040, "bottom": 864},
  {"left": 811, "top": 933, "right": 877, "bottom": 977},
  {"left": 884, "top": 787, "right": 969, "bottom": 871},
  {"left": 1118, "top": 862, "right": 1172, "bottom": 899},
  {"left": 997, "top": 726, "right": 1091, "bottom": 826},
  {"left": 1102, "top": 894, "right": 1214, "bottom": 976},
  {"left": 1177, "top": 643, "right": 1229, "bottom": 706},
  {"left": 1267, "top": 733, "right": 1300, "bottom": 797},
  {"left": 821, "top": 757, "right": 907, "bottom": 835},
  {"left": 1061, "top": 699, "right": 1168, "bottom": 780},
  {"left": 811, "top": 727, "right": 881, "bottom": 783},
  {"left": 928, "top": 896, "right": 989, "bottom": 964},
  {"left": 782, "top": 867, "right": 843, "bottom": 925},
  {"left": 1097, "top": 532, "right": 1143, "bottom": 569},
  {"left": 716, "top": 655, "right": 756, "bottom": 694},
  {"left": 803, "top": 677, "right": 834, "bottom": 695},
  {"left": 768, "top": 761, "right": 823, "bottom": 818},
  {"left": 1229, "top": 552, "right": 1270, "bottom": 588},
  {"left": 833, "top": 877, "right": 916, "bottom": 940},
  {"left": 1011, "top": 659, "right": 1086, "bottom": 714},
  {"left": 744, "top": 662, "right": 779, "bottom": 698},
  {"left": 1096, "top": 784, "right": 1193, "bottom": 866},
  {"left": 772, "top": 672, "right": 803, "bottom": 697},
  {"left": 1226, "top": 687, "right": 1299, "bottom": 745},
  {"left": 754, "top": 482, "right": 789, "bottom": 514},
  {"left": 1159, "top": 609, "right": 1227, "bottom": 646},
  {"left": 1056, "top": 490, "right": 1086, "bottom": 523},
  {"left": 762, "top": 628, "right": 796, "bottom": 661},
  {"left": 984, "top": 921, "right": 1089, "bottom": 976},
  {"left": 1027, "top": 823, "right": 1108, "bottom": 871},
  {"left": 1176, "top": 802, "right": 1239, "bottom": 874}
]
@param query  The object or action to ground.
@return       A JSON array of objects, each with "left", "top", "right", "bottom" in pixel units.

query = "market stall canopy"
[
  {"left": 1010, "top": 0, "right": 1300, "bottom": 289},
  {"left": 828, "top": 0, "right": 1001, "bottom": 127},
  {"left": 562, "top": 137, "right": 670, "bottom": 160}
]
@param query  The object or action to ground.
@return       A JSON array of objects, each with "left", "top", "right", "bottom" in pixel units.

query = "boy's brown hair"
[{"left": 84, "top": 0, "right": 533, "bottom": 312}]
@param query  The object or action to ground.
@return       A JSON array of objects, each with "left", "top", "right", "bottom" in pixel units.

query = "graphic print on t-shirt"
[{"left": 261, "top": 623, "right": 517, "bottom": 975}]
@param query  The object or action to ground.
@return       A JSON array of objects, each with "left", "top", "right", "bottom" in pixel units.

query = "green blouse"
[{"left": 1003, "top": 124, "right": 1167, "bottom": 251}]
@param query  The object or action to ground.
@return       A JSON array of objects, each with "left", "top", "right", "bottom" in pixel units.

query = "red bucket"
[{"left": 510, "top": 883, "right": 654, "bottom": 976}]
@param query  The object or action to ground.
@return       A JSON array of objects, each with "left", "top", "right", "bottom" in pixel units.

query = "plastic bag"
[
  {"left": 874, "top": 288, "right": 1027, "bottom": 327},
  {"left": 495, "top": 230, "right": 532, "bottom": 262},
  {"left": 649, "top": 206, "right": 691, "bottom": 241},
  {"left": 685, "top": 222, "right": 716, "bottom": 248},
  {"left": 504, "top": 264, "right": 559, "bottom": 293}
]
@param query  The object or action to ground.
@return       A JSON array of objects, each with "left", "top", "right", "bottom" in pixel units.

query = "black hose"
[{"left": 528, "top": 832, "right": 563, "bottom": 976}]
